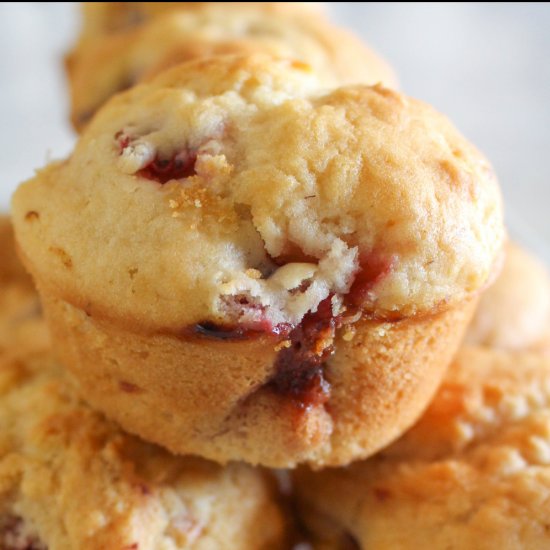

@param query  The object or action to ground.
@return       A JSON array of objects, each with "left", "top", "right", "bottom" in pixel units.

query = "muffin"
[
  {"left": 0, "top": 216, "right": 286, "bottom": 548},
  {"left": 12, "top": 55, "right": 504, "bottom": 467},
  {"left": 466, "top": 242, "right": 550, "bottom": 351},
  {"left": 295, "top": 347, "right": 550, "bottom": 549},
  {"left": 0, "top": 216, "right": 33, "bottom": 290},
  {"left": 74, "top": 1, "right": 324, "bottom": 46},
  {"left": 0, "top": 350, "right": 286, "bottom": 549},
  {"left": 67, "top": 5, "right": 396, "bottom": 130},
  {"left": 0, "top": 217, "right": 48, "bottom": 360}
]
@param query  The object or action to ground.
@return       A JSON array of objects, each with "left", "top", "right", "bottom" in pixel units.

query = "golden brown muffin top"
[{"left": 13, "top": 55, "right": 504, "bottom": 333}]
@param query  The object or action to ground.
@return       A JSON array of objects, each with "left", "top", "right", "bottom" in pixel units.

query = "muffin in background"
[
  {"left": 67, "top": 3, "right": 397, "bottom": 130},
  {"left": 0, "top": 350, "right": 288, "bottom": 550},
  {"left": 0, "top": 217, "right": 287, "bottom": 549},
  {"left": 295, "top": 346, "right": 550, "bottom": 549},
  {"left": 466, "top": 242, "right": 550, "bottom": 352},
  {"left": 0, "top": 217, "right": 49, "bottom": 359},
  {"left": 74, "top": 2, "right": 326, "bottom": 45}
]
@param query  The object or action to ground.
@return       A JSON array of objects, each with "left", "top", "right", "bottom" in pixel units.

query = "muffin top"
[
  {"left": 68, "top": 7, "right": 397, "bottom": 130},
  {"left": 74, "top": 2, "right": 325, "bottom": 51},
  {"left": 466, "top": 243, "right": 550, "bottom": 350},
  {"left": 13, "top": 55, "right": 504, "bottom": 333},
  {"left": 296, "top": 347, "right": 550, "bottom": 549}
]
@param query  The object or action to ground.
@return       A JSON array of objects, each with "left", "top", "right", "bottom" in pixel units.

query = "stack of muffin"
[{"left": 2, "top": 3, "right": 549, "bottom": 548}]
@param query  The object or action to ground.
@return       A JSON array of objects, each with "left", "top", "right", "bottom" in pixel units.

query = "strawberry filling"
[
  {"left": 348, "top": 253, "right": 394, "bottom": 308},
  {"left": 268, "top": 296, "right": 336, "bottom": 408},
  {"left": 189, "top": 253, "right": 394, "bottom": 407},
  {"left": 137, "top": 152, "right": 197, "bottom": 184},
  {"left": 115, "top": 132, "right": 197, "bottom": 184},
  {"left": 267, "top": 254, "right": 394, "bottom": 407}
]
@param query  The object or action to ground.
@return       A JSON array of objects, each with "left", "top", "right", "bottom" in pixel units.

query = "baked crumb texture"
[
  {"left": 11, "top": 55, "right": 504, "bottom": 467},
  {"left": 296, "top": 347, "right": 550, "bottom": 550}
]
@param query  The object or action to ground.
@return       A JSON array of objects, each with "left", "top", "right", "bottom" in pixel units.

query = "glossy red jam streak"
[
  {"left": 348, "top": 253, "right": 395, "bottom": 308},
  {"left": 115, "top": 132, "right": 197, "bottom": 184},
  {"left": 0, "top": 516, "right": 46, "bottom": 550},
  {"left": 269, "top": 297, "right": 336, "bottom": 408},
  {"left": 137, "top": 152, "right": 197, "bottom": 184}
]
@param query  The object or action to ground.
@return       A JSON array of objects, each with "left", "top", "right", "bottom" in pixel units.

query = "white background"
[{"left": 1, "top": 3, "right": 549, "bottom": 260}]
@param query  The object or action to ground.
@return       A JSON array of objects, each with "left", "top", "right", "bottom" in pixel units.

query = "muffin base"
[{"left": 41, "top": 291, "right": 476, "bottom": 467}]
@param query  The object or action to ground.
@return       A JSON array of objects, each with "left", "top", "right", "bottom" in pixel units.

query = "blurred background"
[{"left": 1, "top": 3, "right": 549, "bottom": 260}]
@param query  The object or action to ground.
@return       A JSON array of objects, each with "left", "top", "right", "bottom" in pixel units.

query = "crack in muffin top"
[{"left": 12, "top": 55, "right": 504, "bottom": 332}]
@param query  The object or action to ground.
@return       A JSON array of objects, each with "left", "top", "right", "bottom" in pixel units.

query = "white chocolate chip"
[
  {"left": 118, "top": 141, "right": 155, "bottom": 174},
  {"left": 269, "top": 262, "right": 317, "bottom": 290}
]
